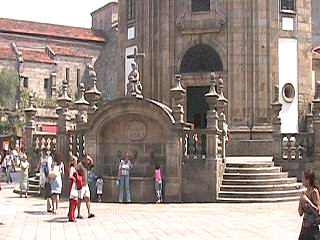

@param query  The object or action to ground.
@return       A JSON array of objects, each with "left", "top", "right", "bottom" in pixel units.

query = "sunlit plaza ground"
[{"left": 0, "top": 172, "right": 303, "bottom": 240}]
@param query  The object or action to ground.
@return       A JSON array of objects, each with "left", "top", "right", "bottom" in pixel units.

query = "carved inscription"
[{"left": 126, "top": 121, "right": 147, "bottom": 141}]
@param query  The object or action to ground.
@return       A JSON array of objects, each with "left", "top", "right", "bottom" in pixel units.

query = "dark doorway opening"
[{"left": 187, "top": 86, "right": 210, "bottom": 129}]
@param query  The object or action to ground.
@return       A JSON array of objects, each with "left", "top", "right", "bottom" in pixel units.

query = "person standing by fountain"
[
  {"left": 154, "top": 163, "right": 163, "bottom": 203},
  {"left": 19, "top": 149, "right": 29, "bottom": 198},
  {"left": 118, "top": 153, "right": 132, "bottom": 203}
]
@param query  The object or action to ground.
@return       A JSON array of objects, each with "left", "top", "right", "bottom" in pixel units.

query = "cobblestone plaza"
[{"left": 0, "top": 182, "right": 303, "bottom": 240}]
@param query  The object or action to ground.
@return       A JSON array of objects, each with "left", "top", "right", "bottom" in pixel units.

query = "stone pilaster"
[
  {"left": 313, "top": 82, "right": 320, "bottom": 179},
  {"left": 24, "top": 93, "right": 37, "bottom": 172}
]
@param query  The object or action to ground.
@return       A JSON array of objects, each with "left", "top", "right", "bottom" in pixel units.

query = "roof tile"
[{"left": 0, "top": 18, "right": 106, "bottom": 43}]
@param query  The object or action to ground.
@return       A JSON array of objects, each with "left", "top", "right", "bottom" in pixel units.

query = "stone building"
[
  {"left": 0, "top": 18, "right": 106, "bottom": 97},
  {"left": 312, "top": 0, "right": 320, "bottom": 47},
  {"left": 114, "top": 0, "right": 313, "bottom": 156}
]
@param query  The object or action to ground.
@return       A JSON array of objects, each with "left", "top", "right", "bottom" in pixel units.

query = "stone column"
[
  {"left": 24, "top": 93, "right": 37, "bottom": 173},
  {"left": 56, "top": 80, "right": 72, "bottom": 161},
  {"left": 313, "top": 81, "right": 320, "bottom": 178},
  {"left": 170, "top": 74, "right": 186, "bottom": 124},
  {"left": 205, "top": 72, "right": 221, "bottom": 200},
  {"left": 271, "top": 85, "right": 283, "bottom": 162}
]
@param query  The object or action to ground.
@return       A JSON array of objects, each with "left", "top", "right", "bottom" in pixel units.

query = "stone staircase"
[
  {"left": 218, "top": 157, "right": 305, "bottom": 203},
  {"left": 13, "top": 172, "right": 41, "bottom": 196}
]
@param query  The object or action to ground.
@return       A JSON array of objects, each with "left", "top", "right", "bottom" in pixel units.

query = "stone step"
[
  {"left": 28, "top": 184, "right": 40, "bottom": 191},
  {"left": 13, "top": 187, "right": 40, "bottom": 196},
  {"left": 219, "top": 189, "right": 304, "bottom": 199},
  {"left": 223, "top": 172, "right": 288, "bottom": 180},
  {"left": 28, "top": 178, "right": 40, "bottom": 185},
  {"left": 225, "top": 167, "right": 281, "bottom": 174},
  {"left": 226, "top": 156, "right": 273, "bottom": 162},
  {"left": 220, "top": 183, "right": 304, "bottom": 192},
  {"left": 217, "top": 196, "right": 300, "bottom": 203},
  {"left": 226, "top": 162, "right": 274, "bottom": 168},
  {"left": 222, "top": 177, "right": 297, "bottom": 186}
]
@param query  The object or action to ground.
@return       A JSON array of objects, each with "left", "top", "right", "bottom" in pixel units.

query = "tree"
[{"left": 0, "top": 68, "right": 19, "bottom": 109}]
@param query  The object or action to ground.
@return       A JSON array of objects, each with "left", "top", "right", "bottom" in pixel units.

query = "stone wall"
[{"left": 312, "top": 0, "right": 320, "bottom": 47}]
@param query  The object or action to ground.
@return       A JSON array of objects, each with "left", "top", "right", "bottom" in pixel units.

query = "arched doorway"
[{"left": 180, "top": 44, "right": 223, "bottom": 129}]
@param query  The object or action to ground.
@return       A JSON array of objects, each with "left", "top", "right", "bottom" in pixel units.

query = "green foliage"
[
  {"left": 33, "top": 95, "right": 57, "bottom": 108},
  {"left": 0, "top": 120, "right": 11, "bottom": 135},
  {"left": 0, "top": 68, "right": 19, "bottom": 109}
]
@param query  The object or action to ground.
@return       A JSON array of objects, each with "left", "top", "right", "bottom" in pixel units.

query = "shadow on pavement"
[
  {"left": 44, "top": 217, "right": 69, "bottom": 223},
  {"left": 24, "top": 210, "right": 50, "bottom": 215}
]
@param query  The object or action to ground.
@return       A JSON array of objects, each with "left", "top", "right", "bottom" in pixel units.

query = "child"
[
  {"left": 69, "top": 170, "right": 83, "bottom": 222},
  {"left": 96, "top": 176, "right": 103, "bottom": 203},
  {"left": 154, "top": 163, "right": 162, "bottom": 203}
]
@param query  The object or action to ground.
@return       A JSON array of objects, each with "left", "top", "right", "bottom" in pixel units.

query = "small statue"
[{"left": 127, "top": 62, "right": 143, "bottom": 98}]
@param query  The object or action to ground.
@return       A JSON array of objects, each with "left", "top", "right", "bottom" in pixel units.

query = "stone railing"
[
  {"left": 68, "top": 129, "right": 86, "bottom": 160},
  {"left": 32, "top": 134, "right": 56, "bottom": 154},
  {"left": 280, "top": 133, "right": 306, "bottom": 161},
  {"left": 183, "top": 129, "right": 208, "bottom": 161}
]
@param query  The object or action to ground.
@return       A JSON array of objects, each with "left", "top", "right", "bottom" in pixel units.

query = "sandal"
[
  {"left": 88, "top": 213, "right": 95, "bottom": 218},
  {"left": 76, "top": 215, "right": 84, "bottom": 219}
]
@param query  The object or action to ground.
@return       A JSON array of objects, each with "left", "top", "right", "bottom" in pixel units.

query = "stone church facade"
[{"left": 113, "top": 0, "right": 313, "bottom": 156}]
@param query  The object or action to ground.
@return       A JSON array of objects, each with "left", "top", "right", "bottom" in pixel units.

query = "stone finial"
[
  {"left": 24, "top": 92, "right": 37, "bottom": 122},
  {"left": 85, "top": 66, "right": 101, "bottom": 113},
  {"left": 271, "top": 85, "right": 282, "bottom": 124},
  {"left": 75, "top": 83, "right": 89, "bottom": 108},
  {"left": 57, "top": 80, "right": 72, "bottom": 109},
  {"left": 170, "top": 74, "right": 186, "bottom": 124},
  {"left": 205, "top": 72, "right": 219, "bottom": 111},
  {"left": 217, "top": 77, "right": 228, "bottom": 116},
  {"left": 75, "top": 83, "right": 89, "bottom": 124}
]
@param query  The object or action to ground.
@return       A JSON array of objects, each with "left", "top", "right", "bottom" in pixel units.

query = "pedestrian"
[
  {"left": 67, "top": 155, "right": 78, "bottom": 219},
  {"left": 118, "top": 153, "right": 132, "bottom": 203},
  {"left": 39, "top": 149, "right": 53, "bottom": 212},
  {"left": 19, "top": 149, "right": 29, "bottom": 198},
  {"left": 49, "top": 152, "right": 64, "bottom": 214},
  {"left": 77, "top": 154, "right": 95, "bottom": 219},
  {"left": 69, "top": 170, "right": 83, "bottom": 222},
  {"left": 88, "top": 164, "right": 97, "bottom": 201},
  {"left": 96, "top": 176, "right": 103, "bottom": 203},
  {"left": 298, "top": 170, "right": 320, "bottom": 240},
  {"left": 4, "top": 149, "right": 13, "bottom": 183},
  {"left": 154, "top": 162, "right": 163, "bottom": 203},
  {"left": 0, "top": 151, "right": 6, "bottom": 181}
]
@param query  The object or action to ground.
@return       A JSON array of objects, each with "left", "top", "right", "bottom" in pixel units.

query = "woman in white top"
[
  {"left": 19, "top": 149, "right": 29, "bottom": 198},
  {"left": 118, "top": 153, "right": 132, "bottom": 203},
  {"left": 49, "top": 152, "right": 64, "bottom": 214}
]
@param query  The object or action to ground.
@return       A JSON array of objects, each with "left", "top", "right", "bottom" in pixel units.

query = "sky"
[{"left": 0, "top": 0, "right": 115, "bottom": 28}]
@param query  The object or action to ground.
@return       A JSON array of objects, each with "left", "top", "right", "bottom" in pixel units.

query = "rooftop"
[{"left": 0, "top": 18, "right": 106, "bottom": 43}]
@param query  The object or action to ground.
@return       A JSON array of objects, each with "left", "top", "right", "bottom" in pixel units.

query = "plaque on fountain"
[{"left": 126, "top": 121, "right": 147, "bottom": 141}]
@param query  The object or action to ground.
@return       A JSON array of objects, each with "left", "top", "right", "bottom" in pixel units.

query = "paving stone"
[{"left": 0, "top": 184, "right": 304, "bottom": 240}]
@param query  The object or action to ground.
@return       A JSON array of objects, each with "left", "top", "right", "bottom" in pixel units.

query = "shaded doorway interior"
[{"left": 187, "top": 86, "right": 210, "bottom": 129}]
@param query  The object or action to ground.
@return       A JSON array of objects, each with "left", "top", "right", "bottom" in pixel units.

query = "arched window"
[
  {"left": 180, "top": 44, "right": 223, "bottom": 73},
  {"left": 192, "top": 0, "right": 210, "bottom": 12}
]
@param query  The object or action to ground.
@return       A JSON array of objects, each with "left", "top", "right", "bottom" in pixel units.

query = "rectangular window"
[
  {"left": 76, "top": 69, "right": 81, "bottom": 87},
  {"left": 23, "top": 77, "right": 28, "bottom": 88},
  {"left": 192, "top": 0, "right": 210, "bottom": 12},
  {"left": 280, "top": 0, "right": 296, "bottom": 12},
  {"left": 44, "top": 78, "right": 49, "bottom": 89},
  {"left": 66, "top": 68, "right": 70, "bottom": 83},
  {"left": 127, "top": 0, "right": 135, "bottom": 21}
]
